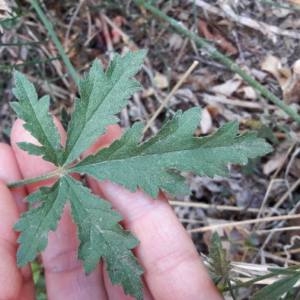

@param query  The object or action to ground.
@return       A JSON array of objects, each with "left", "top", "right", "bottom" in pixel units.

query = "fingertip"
[
  {"left": 0, "top": 181, "right": 24, "bottom": 299},
  {"left": 0, "top": 142, "right": 20, "bottom": 183},
  {"left": 10, "top": 117, "right": 66, "bottom": 191},
  {"left": 11, "top": 116, "right": 66, "bottom": 148},
  {"left": 0, "top": 143, "right": 27, "bottom": 212},
  {"left": 0, "top": 181, "right": 19, "bottom": 242},
  {"left": 83, "top": 124, "right": 123, "bottom": 157},
  {"left": 100, "top": 124, "right": 123, "bottom": 146},
  {"left": 11, "top": 119, "right": 56, "bottom": 181},
  {"left": 11, "top": 118, "right": 35, "bottom": 148},
  {"left": 0, "top": 245, "right": 22, "bottom": 300}
]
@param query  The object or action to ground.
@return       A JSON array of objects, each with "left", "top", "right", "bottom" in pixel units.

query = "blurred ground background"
[{"left": 0, "top": 0, "right": 300, "bottom": 299}]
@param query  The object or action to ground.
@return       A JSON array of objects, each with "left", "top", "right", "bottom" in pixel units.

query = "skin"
[{"left": 0, "top": 118, "right": 223, "bottom": 300}]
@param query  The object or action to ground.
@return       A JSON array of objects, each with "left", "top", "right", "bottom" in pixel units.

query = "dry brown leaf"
[
  {"left": 210, "top": 78, "right": 242, "bottom": 97},
  {"left": 111, "top": 16, "right": 126, "bottom": 44},
  {"left": 263, "top": 153, "right": 286, "bottom": 175},
  {"left": 238, "top": 86, "right": 257, "bottom": 100},
  {"left": 261, "top": 56, "right": 300, "bottom": 104},
  {"left": 169, "top": 33, "right": 184, "bottom": 50},
  {"left": 142, "top": 72, "right": 170, "bottom": 97},
  {"left": 283, "top": 60, "right": 300, "bottom": 104},
  {"left": 198, "top": 19, "right": 237, "bottom": 56},
  {"left": 153, "top": 72, "right": 169, "bottom": 90},
  {"left": 261, "top": 55, "right": 291, "bottom": 88},
  {"left": 200, "top": 107, "right": 213, "bottom": 134}
]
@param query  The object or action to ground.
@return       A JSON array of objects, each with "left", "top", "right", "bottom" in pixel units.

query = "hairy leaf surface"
[
  {"left": 73, "top": 108, "right": 273, "bottom": 198},
  {"left": 15, "top": 181, "right": 67, "bottom": 266},
  {"left": 11, "top": 71, "right": 63, "bottom": 164},
  {"left": 11, "top": 51, "right": 274, "bottom": 299},
  {"left": 63, "top": 50, "right": 146, "bottom": 165},
  {"left": 65, "top": 176, "right": 143, "bottom": 299},
  {"left": 15, "top": 175, "right": 143, "bottom": 298}
]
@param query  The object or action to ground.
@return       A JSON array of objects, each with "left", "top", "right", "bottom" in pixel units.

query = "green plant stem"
[
  {"left": 7, "top": 169, "right": 60, "bottom": 189},
  {"left": 0, "top": 41, "right": 44, "bottom": 46},
  {"left": 259, "top": 0, "right": 300, "bottom": 11},
  {"left": 29, "top": 0, "right": 80, "bottom": 85},
  {"left": 133, "top": 0, "right": 300, "bottom": 125}
]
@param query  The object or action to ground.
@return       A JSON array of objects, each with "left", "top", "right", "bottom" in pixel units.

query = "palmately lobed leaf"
[
  {"left": 63, "top": 50, "right": 147, "bottom": 165},
  {"left": 11, "top": 71, "right": 63, "bottom": 165},
  {"left": 11, "top": 51, "right": 274, "bottom": 300},
  {"left": 72, "top": 107, "right": 273, "bottom": 198}
]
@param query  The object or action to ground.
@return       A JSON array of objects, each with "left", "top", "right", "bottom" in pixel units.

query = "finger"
[
  {"left": 0, "top": 143, "right": 27, "bottom": 212},
  {"left": 11, "top": 118, "right": 107, "bottom": 300},
  {"left": 83, "top": 125, "right": 153, "bottom": 299},
  {"left": 0, "top": 181, "right": 35, "bottom": 300},
  {"left": 83, "top": 124, "right": 123, "bottom": 196},
  {"left": 11, "top": 119, "right": 66, "bottom": 192},
  {"left": 98, "top": 182, "right": 222, "bottom": 300},
  {"left": 0, "top": 144, "right": 35, "bottom": 299},
  {"left": 85, "top": 126, "right": 222, "bottom": 300}
]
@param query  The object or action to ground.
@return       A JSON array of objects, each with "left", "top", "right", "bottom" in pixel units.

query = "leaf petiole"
[{"left": 7, "top": 168, "right": 66, "bottom": 189}]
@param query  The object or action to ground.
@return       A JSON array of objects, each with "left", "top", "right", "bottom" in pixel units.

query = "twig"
[
  {"left": 256, "top": 226, "right": 300, "bottom": 234},
  {"left": 272, "top": 143, "right": 296, "bottom": 179},
  {"left": 202, "top": 93, "right": 274, "bottom": 110},
  {"left": 254, "top": 202, "right": 300, "bottom": 261},
  {"left": 265, "top": 177, "right": 300, "bottom": 218},
  {"left": 102, "top": 14, "right": 138, "bottom": 50},
  {"left": 133, "top": 0, "right": 300, "bottom": 124},
  {"left": 64, "top": 0, "right": 85, "bottom": 49},
  {"left": 188, "top": 213, "right": 300, "bottom": 233},
  {"left": 169, "top": 200, "right": 261, "bottom": 213},
  {"left": 29, "top": 0, "right": 80, "bottom": 85},
  {"left": 255, "top": 178, "right": 285, "bottom": 224},
  {"left": 100, "top": 13, "right": 114, "bottom": 57},
  {"left": 143, "top": 61, "right": 199, "bottom": 133}
]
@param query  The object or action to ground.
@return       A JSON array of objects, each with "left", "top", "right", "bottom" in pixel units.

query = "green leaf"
[
  {"left": 11, "top": 71, "right": 63, "bottom": 164},
  {"left": 63, "top": 50, "right": 147, "bottom": 165},
  {"left": 72, "top": 108, "right": 273, "bottom": 198},
  {"left": 10, "top": 51, "right": 274, "bottom": 300},
  {"left": 15, "top": 175, "right": 144, "bottom": 299},
  {"left": 208, "top": 232, "right": 231, "bottom": 284},
  {"left": 63, "top": 176, "right": 143, "bottom": 300},
  {"left": 15, "top": 180, "right": 67, "bottom": 266},
  {"left": 253, "top": 272, "right": 300, "bottom": 300}
]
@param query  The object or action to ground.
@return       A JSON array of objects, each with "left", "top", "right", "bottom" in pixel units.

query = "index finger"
[
  {"left": 98, "top": 182, "right": 222, "bottom": 300},
  {"left": 86, "top": 126, "right": 222, "bottom": 300},
  {"left": 0, "top": 182, "right": 29, "bottom": 300}
]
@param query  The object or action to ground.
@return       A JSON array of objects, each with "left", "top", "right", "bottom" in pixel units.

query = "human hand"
[{"left": 0, "top": 118, "right": 222, "bottom": 300}]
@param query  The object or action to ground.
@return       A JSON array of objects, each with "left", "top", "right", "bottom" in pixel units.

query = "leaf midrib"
[
  {"left": 21, "top": 187, "right": 62, "bottom": 260},
  {"left": 22, "top": 83, "right": 58, "bottom": 162},
  {"left": 68, "top": 182, "right": 136, "bottom": 292},
  {"left": 74, "top": 137, "right": 247, "bottom": 170},
  {"left": 65, "top": 68, "right": 129, "bottom": 164}
]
